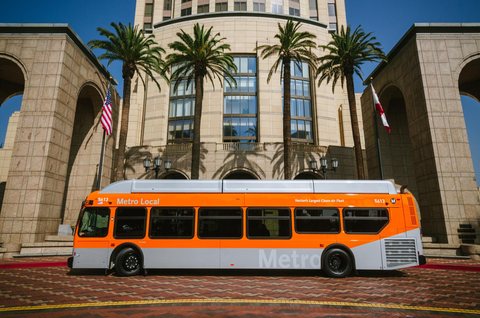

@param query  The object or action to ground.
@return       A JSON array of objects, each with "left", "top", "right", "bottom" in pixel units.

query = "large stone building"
[
  {"left": 0, "top": 1, "right": 478, "bottom": 256},
  {"left": 125, "top": 0, "right": 363, "bottom": 181}
]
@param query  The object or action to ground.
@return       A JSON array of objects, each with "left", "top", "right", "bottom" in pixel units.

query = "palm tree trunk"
[
  {"left": 346, "top": 74, "right": 365, "bottom": 180},
  {"left": 283, "top": 59, "right": 292, "bottom": 180},
  {"left": 191, "top": 75, "right": 204, "bottom": 179},
  {"left": 115, "top": 75, "right": 132, "bottom": 181}
]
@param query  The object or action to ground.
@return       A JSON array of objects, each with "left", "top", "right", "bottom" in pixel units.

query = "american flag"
[{"left": 101, "top": 85, "right": 113, "bottom": 135}]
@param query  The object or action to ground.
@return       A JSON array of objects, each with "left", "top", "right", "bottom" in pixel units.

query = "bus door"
[
  {"left": 73, "top": 207, "right": 111, "bottom": 269},
  {"left": 343, "top": 207, "right": 389, "bottom": 270}
]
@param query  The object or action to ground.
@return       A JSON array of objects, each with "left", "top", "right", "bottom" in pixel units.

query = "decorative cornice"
[
  {"left": 154, "top": 11, "right": 328, "bottom": 29},
  {"left": 365, "top": 23, "right": 480, "bottom": 85},
  {"left": 0, "top": 23, "right": 117, "bottom": 85}
]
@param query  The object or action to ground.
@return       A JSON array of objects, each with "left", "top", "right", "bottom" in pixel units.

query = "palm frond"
[{"left": 316, "top": 24, "right": 387, "bottom": 92}]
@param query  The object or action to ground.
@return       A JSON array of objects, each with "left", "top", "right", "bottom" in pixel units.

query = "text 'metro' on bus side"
[{"left": 68, "top": 180, "right": 426, "bottom": 278}]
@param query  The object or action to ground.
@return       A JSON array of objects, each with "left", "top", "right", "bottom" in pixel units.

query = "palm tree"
[
  {"left": 88, "top": 22, "right": 166, "bottom": 181},
  {"left": 256, "top": 19, "right": 316, "bottom": 180},
  {"left": 165, "top": 23, "right": 236, "bottom": 179},
  {"left": 316, "top": 25, "right": 386, "bottom": 180}
]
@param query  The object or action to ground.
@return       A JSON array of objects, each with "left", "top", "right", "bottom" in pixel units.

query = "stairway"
[
  {"left": 458, "top": 224, "right": 477, "bottom": 244},
  {"left": 0, "top": 240, "right": 5, "bottom": 259},
  {"left": 13, "top": 235, "right": 73, "bottom": 258}
]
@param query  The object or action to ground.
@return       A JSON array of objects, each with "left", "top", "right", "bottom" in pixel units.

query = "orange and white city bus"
[{"left": 68, "top": 180, "right": 426, "bottom": 278}]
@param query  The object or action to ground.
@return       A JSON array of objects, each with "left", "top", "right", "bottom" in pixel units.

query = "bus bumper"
[
  {"left": 419, "top": 255, "right": 426, "bottom": 265},
  {"left": 67, "top": 256, "right": 73, "bottom": 268}
]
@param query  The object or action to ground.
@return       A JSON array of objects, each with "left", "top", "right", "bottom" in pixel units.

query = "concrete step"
[
  {"left": 45, "top": 235, "right": 73, "bottom": 242},
  {"left": 16, "top": 241, "right": 73, "bottom": 258},
  {"left": 423, "top": 243, "right": 464, "bottom": 257}
]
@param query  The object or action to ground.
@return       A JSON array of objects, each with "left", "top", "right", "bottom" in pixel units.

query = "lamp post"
[
  {"left": 310, "top": 157, "right": 338, "bottom": 180},
  {"left": 143, "top": 155, "right": 172, "bottom": 179}
]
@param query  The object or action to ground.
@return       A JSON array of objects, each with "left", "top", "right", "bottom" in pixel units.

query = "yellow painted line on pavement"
[{"left": 0, "top": 299, "right": 479, "bottom": 315}]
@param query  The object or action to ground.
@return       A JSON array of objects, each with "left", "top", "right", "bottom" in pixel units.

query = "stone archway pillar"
[
  {"left": 0, "top": 25, "right": 118, "bottom": 253},
  {"left": 362, "top": 24, "right": 480, "bottom": 245}
]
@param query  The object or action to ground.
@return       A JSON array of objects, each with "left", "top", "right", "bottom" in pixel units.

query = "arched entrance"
[
  {"left": 459, "top": 57, "right": 480, "bottom": 189},
  {"left": 162, "top": 171, "right": 188, "bottom": 179},
  {"left": 377, "top": 85, "right": 418, "bottom": 199},
  {"left": 62, "top": 84, "right": 105, "bottom": 225},
  {"left": 223, "top": 171, "right": 258, "bottom": 179},
  {"left": 294, "top": 172, "right": 320, "bottom": 179},
  {"left": 0, "top": 57, "right": 25, "bottom": 107},
  {"left": 0, "top": 57, "right": 25, "bottom": 213}
]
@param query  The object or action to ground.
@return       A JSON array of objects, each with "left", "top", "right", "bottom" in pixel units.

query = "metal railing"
[
  {"left": 219, "top": 142, "right": 265, "bottom": 151},
  {"left": 159, "top": 144, "right": 192, "bottom": 152},
  {"left": 292, "top": 144, "right": 327, "bottom": 154}
]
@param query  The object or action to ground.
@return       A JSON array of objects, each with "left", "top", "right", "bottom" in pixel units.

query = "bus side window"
[
  {"left": 247, "top": 208, "right": 291, "bottom": 239},
  {"left": 198, "top": 208, "right": 243, "bottom": 239},
  {"left": 294, "top": 208, "right": 340, "bottom": 234},
  {"left": 150, "top": 207, "right": 195, "bottom": 239},
  {"left": 114, "top": 207, "right": 147, "bottom": 239},
  {"left": 343, "top": 208, "right": 389, "bottom": 234},
  {"left": 78, "top": 208, "right": 110, "bottom": 237}
]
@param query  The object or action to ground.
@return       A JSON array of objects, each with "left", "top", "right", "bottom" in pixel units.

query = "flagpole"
[
  {"left": 371, "top": 78, "right": 384, "bottom": 180},
  {"left": 97, "top": 77, "right": 112, "bottom": 191},
  {"left": 97, "top": 130, "right": 106, "bottom": 190}
]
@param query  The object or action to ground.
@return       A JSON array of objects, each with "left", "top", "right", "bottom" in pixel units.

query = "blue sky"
[{"left": 0, "top": 0, "right": 479, "bottom": 183}]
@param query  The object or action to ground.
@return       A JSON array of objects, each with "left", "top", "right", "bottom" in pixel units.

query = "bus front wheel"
[
  {"left": 116, "top": 248, "right": 141, "bottom": 276},
  {"left": 323, "top": 248, "right": 352, "bottom": 278}
]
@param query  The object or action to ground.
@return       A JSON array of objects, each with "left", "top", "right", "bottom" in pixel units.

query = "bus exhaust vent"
[{"left": 384, "top": 239, "right": 417, "bottom": 268}]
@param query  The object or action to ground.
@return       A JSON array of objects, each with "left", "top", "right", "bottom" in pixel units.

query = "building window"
[
  {"left": 282, "top": 62, "right": 313, "bottom": 144},
  {"left": 289, "top": 7, "right": 300, "bottom": 16},
  {"left": 215, "top": 2, "right": 228, "bottom": 11},
  {"left": 181, "top": 7, "right": 192, "bottom": 16},
  {"left": 253, "top": 2, "right": 265, "bottom": 11},
  {"left": 198, "top": 4, "right": 209, "bottom": 13},
  {"left": 224, "top": 56, "right": 257, "bottom": 144},
  {"left": 145, "top": 3, "right": 154, "bottom": 16},
  {"left": 309, "top": 0, "right": 317, "bottom": 10},
  {"left": 329, "top": 23, "right": 337, "bottom": 33},
  {"left": 163, "top": 16, "right": 171, "bottom": 21},
  {"left": 272, "top": 4, "right": 283, "bottom": 14},
  {"left": 164, "top": 0, "right": 172, "bottom": 10},
  {"left": 143, "top": 23, "right": 152, "bottom": 29},
  {"left": 328, "top": 3, "right": 336, "bottom": 16},
  {"left": 182, "top": 0, "right": 192, "bottom": 2},
  {"left": 234, "top": 2, "right": 247, "bottom": 11},
  {"left": 168, "top": 79, "right": 195, "bottom": 143}
]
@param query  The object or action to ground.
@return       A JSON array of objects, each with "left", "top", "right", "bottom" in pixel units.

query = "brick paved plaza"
[{"left": 0, "top": 256, "right": 479, "bottom": 317}]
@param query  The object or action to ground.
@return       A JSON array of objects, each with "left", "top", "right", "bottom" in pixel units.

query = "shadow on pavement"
[{"left": 67, "top": 268, "right": 406, "bottom": 278}]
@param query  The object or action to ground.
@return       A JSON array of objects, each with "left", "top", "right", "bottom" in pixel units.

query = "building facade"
[
  {"left": 0, "top": 4, "right": 479, "bottom": 256},
  {"left": 124, "top": 0, "right": 365, "bottom": 182}
]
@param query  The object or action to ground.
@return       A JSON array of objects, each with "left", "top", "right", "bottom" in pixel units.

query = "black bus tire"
[
  {"left": 323, "top": 248, "right": 352, "bottom": 278},
  {"left": 116, "top": 248, "right": 142, "bottom": 276}
]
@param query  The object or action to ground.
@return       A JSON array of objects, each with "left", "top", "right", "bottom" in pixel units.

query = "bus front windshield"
[{"left": 78, "top": 207, "right": 110, "bottom": 237}]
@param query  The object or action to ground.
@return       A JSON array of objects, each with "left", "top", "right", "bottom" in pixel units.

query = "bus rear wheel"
[
  {"left": 116, "top": 248, "right": 141, "bottom": 276},
  {"left": 323, "top": 248, "right": 352, "bottom": 278}
]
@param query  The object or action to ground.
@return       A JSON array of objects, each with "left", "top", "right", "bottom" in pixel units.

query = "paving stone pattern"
[{"left": 0, "top": 257, "right": 479, "bottom": 317}]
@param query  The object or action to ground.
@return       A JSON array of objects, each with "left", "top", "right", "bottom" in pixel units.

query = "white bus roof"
[{"left": 99, "top": 180, "right": 398, "bottom": 195}]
